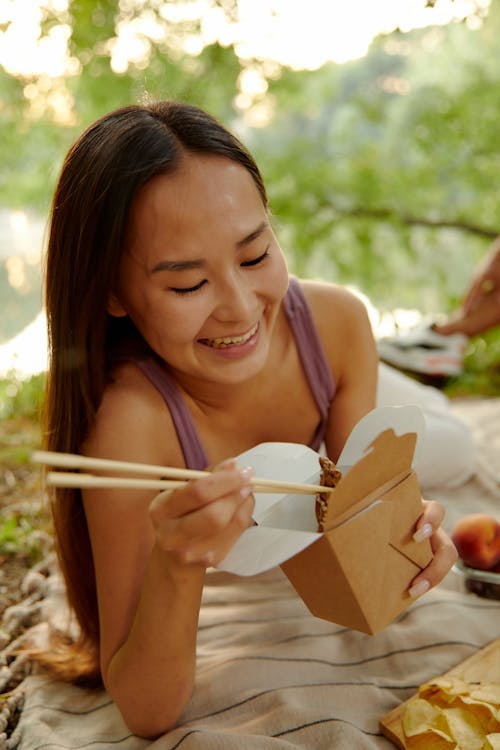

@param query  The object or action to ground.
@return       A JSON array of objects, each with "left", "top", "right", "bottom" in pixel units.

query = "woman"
[{"left": 42, "top": 100, "right": 457, "bottom": 738}]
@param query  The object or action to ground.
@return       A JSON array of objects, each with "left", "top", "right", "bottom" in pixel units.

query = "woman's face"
[{"left": 110, "top": 153, "right": 289, "bottom": 387}]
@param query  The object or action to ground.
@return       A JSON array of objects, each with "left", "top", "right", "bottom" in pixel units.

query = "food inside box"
[{"left": 218, "top": 405, "right": 433, "bottom": 634}]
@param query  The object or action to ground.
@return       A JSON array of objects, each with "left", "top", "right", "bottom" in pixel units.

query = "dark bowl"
[{"left": 453, "top": 560, "right": 500, "bottom": 601}]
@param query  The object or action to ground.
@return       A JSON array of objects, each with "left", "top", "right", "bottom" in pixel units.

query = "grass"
[
  {"left": 444, "top": 329, "right": 500, "bottom": 398},
  {"left": 0, "top": 375, "right": 43, "bottom": 477},
  {"left": 0, "top": 371, "right": 45, "bottom": 424},
  {"left": 0, "top": 370, "right": 44, "bottom": 464},
  {"left": 0, "top": 506, "right": 49, "bottom": 562},
  {"left": 0, "top": 371, "right": 48, "bottom": 563}
]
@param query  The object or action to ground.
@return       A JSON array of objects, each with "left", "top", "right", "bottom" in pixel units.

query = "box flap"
[
  {"left": 387, "top": 471, "right": 433, "bottom": 570},
  {"left": 217, "top": 406, "right": 427, "bottom": 578},
  {"left": 324, "top": 469, "right": 432, "bottom": 572},
  {"left": 322, "top": 428, "right": 416, "bottom": 530},
  {"left": 286, "top": 471, "right": 432, "bottom": 633}
]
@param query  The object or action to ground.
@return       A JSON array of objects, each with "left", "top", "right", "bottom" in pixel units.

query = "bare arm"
[{"left": 82, "top": 373, "right": 254, "bottom": 739}]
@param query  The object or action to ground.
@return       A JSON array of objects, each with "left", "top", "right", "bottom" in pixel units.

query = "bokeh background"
[{"left": 1, "top": 0, "right": 499, "bottom": 395}]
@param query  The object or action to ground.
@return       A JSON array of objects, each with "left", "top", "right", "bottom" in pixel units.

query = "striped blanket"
[{"left": 9, "top": 399, "right": 500, "bottom": 750}]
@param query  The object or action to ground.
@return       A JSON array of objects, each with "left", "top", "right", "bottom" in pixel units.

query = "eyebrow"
[
  {"left": 150, "top": 258, "right": 204, "bottom": 274},
  {"left": 149, "top": 220, "right": 270, "bottom": 275},
  {"left": 236, "top": 220, "right": 269, "bottom": 249}
]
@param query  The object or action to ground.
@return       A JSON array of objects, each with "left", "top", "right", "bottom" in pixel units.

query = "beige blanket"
[{"left": 8, "top": 399, "right": 500, "bottom": 750}]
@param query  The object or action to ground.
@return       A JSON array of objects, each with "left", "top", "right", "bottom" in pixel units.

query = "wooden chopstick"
[
  {"left": 33, "top": 450, "right": 333, "bottom": 496},
  {"left": 47, "top": 472, "right": 186, "bottom": 491},
  {"left": 46, "top": 472, "right": 324, "bottom": 495},
  {"left": 33, "top": 450, "right": 206, "bottom": 480}
]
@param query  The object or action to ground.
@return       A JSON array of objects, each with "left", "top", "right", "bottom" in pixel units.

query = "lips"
[{"left": 199, "top": 322, "right": 259, "bottom": 348}]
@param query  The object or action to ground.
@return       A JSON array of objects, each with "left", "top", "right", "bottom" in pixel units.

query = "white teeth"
[{"left": 202, "top": 323, "right": 258, "bottom": 348}]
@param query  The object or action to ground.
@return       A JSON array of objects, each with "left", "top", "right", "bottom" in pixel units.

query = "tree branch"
[{"left": 334, "top": 205, "right": 497, "bottom": 239}]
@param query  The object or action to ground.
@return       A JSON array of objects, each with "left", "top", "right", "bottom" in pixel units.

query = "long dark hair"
[{"left": 43, "top": 100, "right": 267, "bottom": 683}]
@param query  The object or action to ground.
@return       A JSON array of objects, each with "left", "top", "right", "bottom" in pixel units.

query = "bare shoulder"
[
  {"left": 297, "top": 278, "right": 373, "bottom": 354},
  {"left": 83, "top": 361, "right": 184, "bottom": 467},
  {"left": 298, "top": 277, "right": 367, "bottom": 312}
]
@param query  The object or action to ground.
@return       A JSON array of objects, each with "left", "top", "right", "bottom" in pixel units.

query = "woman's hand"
[
  {"left": 408, "top": 499, "right": 458, "bottom": 599},
  {"left": 462, "top": 237, "right": 500, "bottom": 315},
  {"left": 149, "top": 459, "right": 255, "bottom": 568}
]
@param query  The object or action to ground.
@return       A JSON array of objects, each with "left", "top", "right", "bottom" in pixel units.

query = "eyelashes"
[
  {"left": 240, "top": 249, "right": 270, "bottom": 267},
  {"left": 170, "top": 248, "right": 270, "bottom": 295},
  {"left": 171, "top": 279, "right": 207, "bottom": 296}
]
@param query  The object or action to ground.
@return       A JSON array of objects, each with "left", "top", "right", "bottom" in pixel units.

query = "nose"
[{"left": 213, "top": 273, "right": 255, "bottom": 322}]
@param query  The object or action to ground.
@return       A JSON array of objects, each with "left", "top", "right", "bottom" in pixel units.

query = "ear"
[{"left": 107, "top": 292, "right": 128, "bottom": 318}]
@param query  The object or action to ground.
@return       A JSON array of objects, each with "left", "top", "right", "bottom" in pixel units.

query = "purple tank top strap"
[
  {"left": 132, "top": 276, "right": 335, "bottom": 467},
  {"left": 135, "top": 358, "right": 209, "bottom": 470},
  {"left": 283, "top": 277, "right": 335, "bottom": 450}
]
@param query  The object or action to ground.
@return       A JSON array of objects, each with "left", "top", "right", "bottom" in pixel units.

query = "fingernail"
[
  {"left": 409, "top": 579, "right": 430, "bottom": 599},
  {"left": 240, "top": 466, "right": 254, "bottom": 481},
  {"left": 240, "top": 485, "right": 253, "bottom": 499},
  {"left": 413, "top": 523, "right": 433, "bottom": 543},
  {"left": 202, "top": 550, "right": 215, "bottom": 567}
]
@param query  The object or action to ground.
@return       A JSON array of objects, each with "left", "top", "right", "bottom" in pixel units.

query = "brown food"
[{"left": 315, "top": 456, "right": 342, "bottom": 531}]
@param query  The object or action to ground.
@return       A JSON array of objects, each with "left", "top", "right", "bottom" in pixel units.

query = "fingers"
[
  {"left": 412, "top": 499, "right": 444, "bottom": 542},
  {"left": 462, "top": 278, "right": 485, "bottom": 315},
  {"left": 462, "top": 244, "right": 500, "bottom": 314},
  {"left": 409, "top": 499, "right": 458, "bottom": 599},
  {"left": 153, "top": 461, "right": 250, "bottom": 518},
  {"left": 462, "top": 273, "right": 495, "bottom": 315},
  {"left": 149, "top": 460, "right": 255, "bottom": 566},
  {"left": 409, "top": 528, "right": 458, "bottom": 599},
  {"left": 176, "top": 493, "right": 255, "bottom": 566}
]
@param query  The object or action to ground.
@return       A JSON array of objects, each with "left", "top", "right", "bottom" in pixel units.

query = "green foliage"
[
  {"left": 0, "top": 372, "right": 45, "bottom": 423},
  {"left": 445, "top": 328, "right": 500, "bottom": 397},
  {"left": 0, "top": 0, "right": 499, "bottom": 394},
  {"left": 0, "top": 509, "right": 43, "bottom": 560},
  {"left": 250, "top": 12, "right": 500, "bottom": 313},
  {"left": 0, "top": 1, "right": 244, "bottom": 212}
]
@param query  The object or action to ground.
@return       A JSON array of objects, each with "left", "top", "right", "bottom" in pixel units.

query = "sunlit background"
[
  {"left": 0, "top": 0, "right": 494, "bottom": 377},
  {"left": 0, "top": 0, "right": 488, "bottom": 123}
]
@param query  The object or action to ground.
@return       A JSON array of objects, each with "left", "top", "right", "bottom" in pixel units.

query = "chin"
[{"left": 204, "top": 344, "right": 269, "bottom": 384}]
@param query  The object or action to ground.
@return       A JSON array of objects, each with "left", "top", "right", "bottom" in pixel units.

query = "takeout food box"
[
  {"left": 281, "top": 427, "right": 432, "bottom": 634},
  {"left": 218, "top": 406, "right": 433, "bottom": 635}
]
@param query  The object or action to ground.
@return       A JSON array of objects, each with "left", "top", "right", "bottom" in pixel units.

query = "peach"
[{"left": 451, "top": 514, "right": 500, "bottom": 571}]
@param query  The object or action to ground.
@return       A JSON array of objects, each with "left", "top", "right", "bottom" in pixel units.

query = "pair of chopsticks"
[{"left": 31, "top": 450, "right": 333, "bottom": 496}]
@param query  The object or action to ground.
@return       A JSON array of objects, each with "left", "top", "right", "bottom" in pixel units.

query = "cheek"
[
  {"left": 157, "top": 297, "right": 211, "bottom": 344},
  {"left": 267, "top": 250, "right": 289, "bottom": 301}
]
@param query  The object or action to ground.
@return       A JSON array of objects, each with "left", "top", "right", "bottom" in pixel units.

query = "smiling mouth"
[{"left": 199, "top": 322, "right": 259, "bottom": 348}]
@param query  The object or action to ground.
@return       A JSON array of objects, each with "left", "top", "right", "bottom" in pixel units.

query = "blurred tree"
[
  {"left": 0, "top": 0, "right": 497, "bottom": 316},
  {"left": 248, "top": 4, "right": 500, "bottom": 311}
]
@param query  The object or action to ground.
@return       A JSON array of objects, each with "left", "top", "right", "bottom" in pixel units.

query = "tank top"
[{"left": 134, "top": 277, "right": 335, "bottom": 469}]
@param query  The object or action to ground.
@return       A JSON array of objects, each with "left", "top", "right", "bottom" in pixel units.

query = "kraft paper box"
[{"left": 217, "top": 406, "right": 433, "bottom": 635}]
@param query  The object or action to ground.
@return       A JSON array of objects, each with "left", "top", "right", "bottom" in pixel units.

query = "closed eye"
[
  {"left": 241, "top": 249, "right": 270, "bottom": 267},
  {"left": 170, "top": 279, "right": 207, "bottom": 295}
]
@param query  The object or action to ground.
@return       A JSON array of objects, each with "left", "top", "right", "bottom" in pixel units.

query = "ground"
[{"left": 0, "top": 416, "right": 52, "bottom": 620}]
